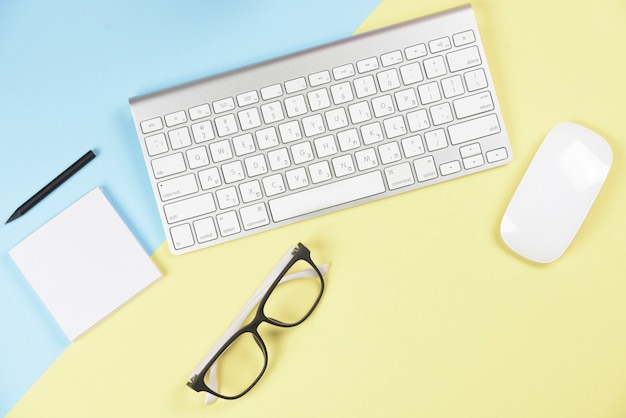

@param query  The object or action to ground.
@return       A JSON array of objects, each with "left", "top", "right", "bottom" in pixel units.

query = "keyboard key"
[
  {"left": 186, "top": 147, "right": 210, "bottom": 169},
  {"left": 361, "top": 122, "right": 384, "bottom": 145},
  {"left": 307, "top": 88, "right": 331, "bottom": 111},
  {"left": 164, "top": 193, "right": 216, "bottom": 223},
  {"left": 302, "top": 114, "right": 326, "bottom": 137},
  {"left": 448, "top": 114, "right": 500, "bottom": 145},
  {"left": 406, "top": 109, "right": 430, "bottom": 132},
  {"left": 256, "top": 127, "right": 279, "bottom": 149},
  {"left": 463, "top": 153, "right": 485, "bottom": 170},
  {"left": 286, "top": 167, "right": 309, "bottom": 190},
  {"left": 441, "top": 75, "right": 465, "bottom": 98},
  {"left": 216, "top": 211, "right": 241, "bottom": 236},
  {"left": 267, "top": 148, "right": 291, "bottom": 170},
  {"left": 260, "top": 101, "right": 285, "bottom": 123},
  {"left": 430, "top": 103, "right": 454, "bottom": 125},
  {"left": 372, "top": 95, "right": 395, "bottom": 118},
  {"left": 145, "top": 133, "right": 168, "bottom": 156},
  {"left": 384, "top": 162, "right": 414, "bottom": 190},
  {"left": 460, "top": 143, "right": 482, "bottom": 158},
  {"left": 238, "top": 108, "right": 262, "bottom": 130},
  {"left": 348, "top": 101, "right": 372, "bottom": 124},
  {"left": 168, "top": 127, "right": 192, "bottom": 150},
  {"left": 170, "top": 224, "right": 194, "bottom": 250},
  {"left": 382, "top": 116, "right": 407, "bottom": 139},
  {"left": 216, "top": 186, "right": 240, "bottom": 209},
  {"left": 440, "top": 160, "right": 462, "bottom": 176},
  {"left": 325, "top": 108, "right": 349, "bottom": 130},
  {"left": 381, "top": 50, "right": 403, "bottom": 67},
  {"left": 376, "top": 69, "right": 401, "bottom": 91},
  {"left": 214, "top": 114, "right": 238, "bottom": 136},
  {"left": 399, "top": 62, "right": 424, "bottom": 85},
  {"left": 191, "top": 120, "right": 215, "bottom": 143},
  {"left": 417, "top": 82, "right": 442, "bottom": 104},
  {"left": 284, "top": 95, "right": 308, "bottom": 117},
  {"left": 233, "top": 133, "right": 256, "bottom": 156},
  {"left": 423, "top": 56, "right": 447, "bottom": 78},
  {"left": 151, "top": 153, "right": 186, "bottom": 179},
  {"left": 239, "top": 180, "right": 263, "bottom": 203},
  {"left": 269, "top": 171, "right": 386, "bottom": 222},
  {"left": 453, "top": 30, "right": 475, "bottom": 46},
  {"left": 194, "top": 217, "right": 218, "bottom": 243},
  {"left": 261, "top": 84, "right": 283, "bottom": 100},
  {"left": 213, "top": 97, "right": 235, "bottom": 114},
  {"left": 221, "top": 160, "right": 244, "bottom": 183},
  {"left": 314, "top": 135, "right": 338, "bottom": 158},
  {"left": 355, "top": 148, "right": 379, "bottom": 170},
  {"left": 244, "top": 154, "right": 268, "bottom": 177},
  {"left": 291, "top": 141, "right": 314, "bottom": 164},
  {"left": 285, "top": 77, "right": 307, "bottom": 93},
  {"left": 198, "top": 167, "right": 222, "bottom": 190},
  {"left": 394, "top": 88, "right": 419, "bottom": 111},
  {"left": 447, "top": 45, "right": 481, "bottom": 72},
  {"left": 401, "top": 135, "right": 425, "bottom": 157},
  {"left": 330, "top": 82, "right": 354, "bottom": 105},
  {"left": 157, "top": 173, "right": 198, "bottom": 201},
  {"left": 453, "top": 91, "right": 494, "bottom": 119},
  {"left": 309, "top": 161, "right": 332, "bottom": 184},
  {"left": 356, "top": 57, "right": 379, "bottom": 73},
  {"left": 414, "top": 156, "right": 438, "bottom": 182},
  {"left": 378, "top": 141, "right": 402, "bottom": 164},
  {"left": 309, "top": 70, "right": 331, "bottom": 86},
  {"left": 486, "top": 147, "right": 509, "bottom": 163},
  {"left": 429, "top": 36, "right": 451, "bottom": 53},
  {"left": 237, "top": 91, "right": 260, "bottom": 107},
  {"left": 240, "top": 203, "right": 270, "bottom": 230},
  {"left": 165, "top": 110, "right": 187, "bottom": 127},
  {"left": 331, "top": 154, "right": 356, "bottom": 177},
  {"left": 209, "top": 139, "right": 234, "bottom": 162},
  {"left": 262, "top": 173, "right": 286, "bottom": 196},
  {"left": 278, "top": 121, "right": 303, "bottom": 143},
  {"left": 404, "top": 43, "right": 427, "bottom": 59},
  {"left": 424, "top": 129, "right": 448, "bottom": 151},
  {"left": 464, "top": 68, "right": 488, "bottom": 91},
  {"left": 354, "top": 75, "right": 377, "bottom": 98},
  {"left": 140, "top": 117, "right": 163, "bottom": 134},
  {"left": 189, "top": 104, "right": 211, "bottom": 121},
  {"left": 332, "top": 64, "right": 355, "bottom": 80}
]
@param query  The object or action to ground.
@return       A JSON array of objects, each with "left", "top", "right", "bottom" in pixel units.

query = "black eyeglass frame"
[{"left": 187, "top": 243, "right": 325, "bottom": 400}]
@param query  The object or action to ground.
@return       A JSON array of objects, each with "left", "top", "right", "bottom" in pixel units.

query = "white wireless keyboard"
[{"left": 129, "top": 4, "right": 512, "bottom": 255}]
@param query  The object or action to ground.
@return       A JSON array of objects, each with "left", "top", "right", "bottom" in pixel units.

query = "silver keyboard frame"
[{"left": 129, "top": 4, "right": 512, "bottom": 255}]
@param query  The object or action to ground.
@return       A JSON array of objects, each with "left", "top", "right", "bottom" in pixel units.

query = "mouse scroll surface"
[{"left": 500, "top": 123, "right": 612, "bottom": 263}]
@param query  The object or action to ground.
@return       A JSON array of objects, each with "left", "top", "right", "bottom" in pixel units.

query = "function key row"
[{"left": 140, "top": 30, "right": 477, "bottom": 134}]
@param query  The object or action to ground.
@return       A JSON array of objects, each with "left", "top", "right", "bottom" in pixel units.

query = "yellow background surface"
[{"left": 9, "top": 0, "right": 626, "bottom": 416}]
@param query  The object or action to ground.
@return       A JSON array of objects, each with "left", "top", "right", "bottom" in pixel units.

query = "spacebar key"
[{"left": 269, "top": 171, "right": 386, "bottom": 222}]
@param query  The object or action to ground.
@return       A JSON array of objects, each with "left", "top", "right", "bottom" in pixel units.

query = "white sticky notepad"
[{"left": 9, "top": 188, "right": 162, "bottom": 341}]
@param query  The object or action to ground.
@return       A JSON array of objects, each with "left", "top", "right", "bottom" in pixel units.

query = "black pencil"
[{"left": 6, "top": 150, "right": 96, "bottom": 224}]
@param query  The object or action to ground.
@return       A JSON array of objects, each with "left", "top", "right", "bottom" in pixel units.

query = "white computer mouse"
[{"left": 500, "top": 122, "right": 612, "bottom": 263}]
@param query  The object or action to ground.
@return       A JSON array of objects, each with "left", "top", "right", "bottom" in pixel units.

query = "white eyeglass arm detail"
[{"left": 186, "top": 245, "right": 329, "bottom": 405}]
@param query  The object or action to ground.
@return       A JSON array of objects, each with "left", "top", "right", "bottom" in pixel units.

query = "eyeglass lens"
[
  {"left": 264, "top": 257, "right": 323, "bottom": 325},
  {"left": 205, "top": 331, "right": 265, "bottom": 398}
]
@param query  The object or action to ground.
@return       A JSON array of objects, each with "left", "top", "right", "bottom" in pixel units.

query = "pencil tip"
[{"left": 6, "top": 211, "right": 20, "bottom": 224}]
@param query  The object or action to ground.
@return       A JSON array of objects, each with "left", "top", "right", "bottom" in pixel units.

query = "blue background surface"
[{"left": 0, "top": 0, "right": 380, "bottom": 414}]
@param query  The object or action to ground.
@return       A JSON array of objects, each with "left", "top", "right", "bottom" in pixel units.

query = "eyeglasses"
[{"left": 187, "top": 243, "right": 328, "bottom": 404}]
